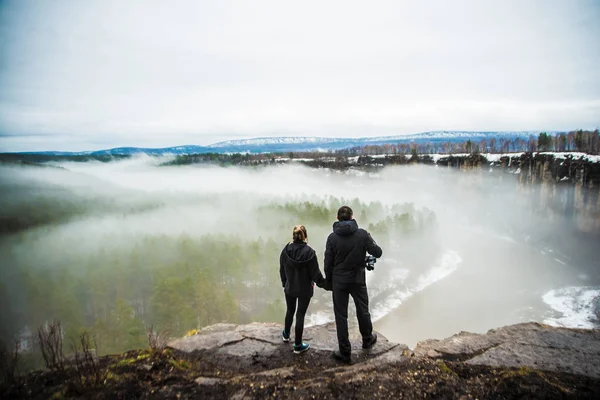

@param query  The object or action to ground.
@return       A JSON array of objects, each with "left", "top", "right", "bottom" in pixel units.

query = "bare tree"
[
  {"left": 0, "top": 339, "right": 20, "bottom": 384},
  {"left": 147, "top": 325, "right": 169, "bottom": 352},
  {"left": 70, "top": 331, "right": 105, "bottom": 389},
  {"left": 37, "top": 320, "right": 65, "bottom": 372}
]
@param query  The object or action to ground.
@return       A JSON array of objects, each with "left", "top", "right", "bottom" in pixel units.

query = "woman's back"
[{"left": 280, "top": 241, "right": 318, "bottom": 297}]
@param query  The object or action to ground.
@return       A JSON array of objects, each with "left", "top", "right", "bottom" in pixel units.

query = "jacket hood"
[
  {"left": 333, "top": 219, "right": 359, "bottom": 236},
  {"left": 283, "top": 242, "right": 316, "bottom": 267}
]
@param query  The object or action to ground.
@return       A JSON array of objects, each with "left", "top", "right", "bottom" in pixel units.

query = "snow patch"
[{"left": 542, "top": 286, "right": 600, "bottom": 329}]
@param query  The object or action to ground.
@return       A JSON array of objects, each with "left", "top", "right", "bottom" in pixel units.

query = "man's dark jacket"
[
  {"left": 324, "top": 219, "right": 382, "bottom": 285},
  {"left": 280, "top": 242, "right": 327, "bottom": 297}
]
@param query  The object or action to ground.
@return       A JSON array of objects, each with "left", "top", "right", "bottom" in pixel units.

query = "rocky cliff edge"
[
  {"left": 162, "top": 321, "right": 600, "bottom": 399},
  {"left": 4, "top": 322, "right": 600, "bottom": 399}
]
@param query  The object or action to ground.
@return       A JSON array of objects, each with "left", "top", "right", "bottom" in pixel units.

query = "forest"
[
  {"left": 0, "top": 165, "right": 437, "bottom": 372},
  {"left": 339, "top": 129, "right": 600, "bottom": 156}
]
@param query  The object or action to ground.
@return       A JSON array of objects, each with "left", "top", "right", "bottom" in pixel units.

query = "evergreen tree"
[
  {"left": 465, "top": 140, "right": 473, "bottom": 153},
  {"left": 537, "top": 132, "right": 552, "bottom": 151}
]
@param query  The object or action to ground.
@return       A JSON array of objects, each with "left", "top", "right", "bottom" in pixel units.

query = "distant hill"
[
  {"left": 16, "top": 131, "right": 560, "bottom": 156},
  {"left": 18, "top": 145, "right": 210, "bottom": 157}
]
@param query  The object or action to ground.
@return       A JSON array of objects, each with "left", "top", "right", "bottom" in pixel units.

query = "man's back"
[
  {"left": 324, "top": 206, "right": 383, "bottom": 362},
  {"left": 324, "top": 219, "right": 382, "bottom": 285}
]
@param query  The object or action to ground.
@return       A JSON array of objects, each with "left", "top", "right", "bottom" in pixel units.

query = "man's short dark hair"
[{"left": 337, "top": 206, "right": 353, "bottom": 221}]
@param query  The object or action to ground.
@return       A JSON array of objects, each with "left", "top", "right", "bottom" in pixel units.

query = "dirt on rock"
[{"left": 2, "top": 322, "right": 599, "bottom": 399}]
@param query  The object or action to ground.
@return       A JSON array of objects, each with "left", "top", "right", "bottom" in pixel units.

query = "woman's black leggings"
[{"left": 284, "top": 294, "right": 311, "bottom": 345}]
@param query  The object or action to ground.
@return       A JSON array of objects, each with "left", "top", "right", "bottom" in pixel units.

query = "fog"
[{"left": 1, "top": 158, "right": 598, "bottom": 352}]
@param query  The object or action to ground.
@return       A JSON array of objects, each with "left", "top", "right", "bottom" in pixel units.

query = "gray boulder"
[{"left": 413, "top": 322, "right": 600, "bottom": 378}]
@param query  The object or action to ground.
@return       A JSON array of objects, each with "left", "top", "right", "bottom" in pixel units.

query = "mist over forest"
[{"left": 1, "top": 156, "right": 599, "bottom": 370}]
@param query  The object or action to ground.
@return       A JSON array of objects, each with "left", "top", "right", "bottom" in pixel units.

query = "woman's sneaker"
[
  {"left": 293, "top": 343, "right": 310, "bottom": 354},
  {"left": 282, "top": 330, "right": 290, "bottom": 342}
]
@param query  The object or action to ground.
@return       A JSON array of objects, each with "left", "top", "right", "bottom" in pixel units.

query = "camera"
[{"left": 365, "top": 255, "right": 376, "bottom": 271}]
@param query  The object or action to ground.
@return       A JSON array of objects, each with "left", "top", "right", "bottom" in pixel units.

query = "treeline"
[
  {"left": 0, "top": 153, "right": 129, "bottom": 164},
  {"left": 257, "top": 198, "right": 437, "bottom": 239},
  {"left": 338, "top": 130, "right": 600, "bottom": 156},
  {"left": 161, "top": 152, "right": 253, "bottom": 166},
  {"left": 0, "top": 179, "right": 162, "bottom": 236}
]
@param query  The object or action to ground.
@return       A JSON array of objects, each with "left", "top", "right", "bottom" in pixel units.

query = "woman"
[{"left": 279, "top": 225, "right": 328, "bottom": 353}]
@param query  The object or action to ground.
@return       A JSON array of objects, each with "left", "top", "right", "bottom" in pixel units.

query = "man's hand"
[{"left": 323, "top": 281, "right": 332, "bottom": 291}]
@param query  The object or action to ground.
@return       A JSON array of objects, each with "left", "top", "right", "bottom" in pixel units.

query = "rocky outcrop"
[
  {"left": 169, "top": 321, "right": 600, "bottom": 379},
  {"left": 414, "top": 322, "right": 600, "bottom": 378},
  {"left": 5, "top": 322, "right": 600, "bottom": 399},
  {"left": 168, "top": 322, "right": 404, "bottom": 372},
  {"left": 163, "top": 321, "right": 600, "bottom": 398}
]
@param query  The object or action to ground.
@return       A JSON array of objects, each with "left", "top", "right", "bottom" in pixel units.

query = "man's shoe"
[
  {"left": 282, "top": 330, "right": 290, "bottom": 342},
  {"left": 362, "top": 333, "right": 378, "bottom": 349},
  {"left": 293, "top": 343, "right": 310, "bottom": 354},
  {"left": 332, "top": 350, "right": 352, "bottom": 364}
]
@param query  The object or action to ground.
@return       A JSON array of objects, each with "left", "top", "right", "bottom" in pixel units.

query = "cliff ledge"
[{"left": 3, "top": 322, "right": 600, "bottom": 399}]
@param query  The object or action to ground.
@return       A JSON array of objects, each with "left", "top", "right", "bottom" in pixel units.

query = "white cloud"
[{"left": 1, "top": 0, "right": 599, "bottom": 151}]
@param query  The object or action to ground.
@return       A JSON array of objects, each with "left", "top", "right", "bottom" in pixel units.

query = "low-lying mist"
[{"left": 1, "top": 155, "right": 598, "bottom": 358}]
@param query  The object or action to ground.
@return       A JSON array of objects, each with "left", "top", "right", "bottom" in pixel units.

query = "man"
[{"left": 324, "top": 205, "right": 382, "bottom": 363}]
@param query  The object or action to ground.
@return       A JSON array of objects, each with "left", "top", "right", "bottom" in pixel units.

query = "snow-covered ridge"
[
  {"left": 207, "top": 131, "right": 557, "bottom": 148},
  {"left": 16, "top": 131, "right": 567, "bottom": 156},
  {"left": 207, "top": 136, "right": 340, "bottom": 147},
  {"left": 356, "top": 130, "right": 552, "bottom": 142}
]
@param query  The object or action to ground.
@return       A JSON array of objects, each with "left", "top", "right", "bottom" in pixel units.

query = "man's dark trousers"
[{"left": 333, "top": 281, "right": 373, "bottom": 355}]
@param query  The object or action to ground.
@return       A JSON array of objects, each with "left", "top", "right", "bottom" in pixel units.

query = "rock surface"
[
  {"left": 413, "top": 322, "right": 600, "bottom": 378},
  {"left": 5, "top": 322, "right": 600, "bottom": 399},
  {"left": 169, "top": 322, "right": 402, "bottom": 371},
  {"left": 170, "top": 321, "right": 600, "bottom": 379}
]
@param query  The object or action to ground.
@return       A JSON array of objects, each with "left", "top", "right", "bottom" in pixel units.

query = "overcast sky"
[{"left": 1, "top": 0, "right": 599, "bottom": 151}]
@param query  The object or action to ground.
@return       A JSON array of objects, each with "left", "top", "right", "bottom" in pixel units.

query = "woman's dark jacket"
[{"left": 280, "top": 241, "right": 327, "bottom": 297}]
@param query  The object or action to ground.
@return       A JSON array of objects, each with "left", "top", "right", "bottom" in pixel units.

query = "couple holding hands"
[{"left": 279, "top": 206, "right": 382, "bottom": 363}]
